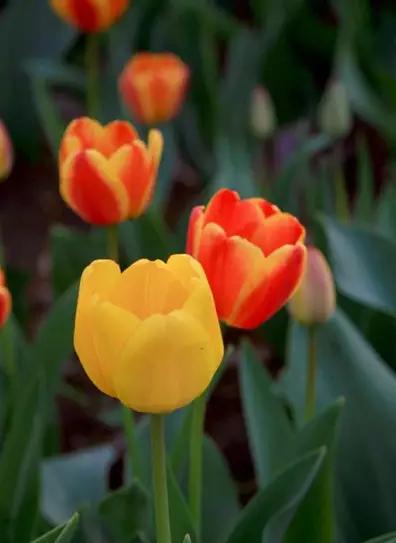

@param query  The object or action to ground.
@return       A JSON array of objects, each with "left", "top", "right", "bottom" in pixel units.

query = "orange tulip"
[
  {"left": 59, "top": 117, "right": 163, "bottom": 225},
  {"left": 0, "top": 120, "right": 13, "bottom": 181},
  {"left": 119, "top": 52, "right": 190, "bottom": 125},
  {"left": 187, "top": 188, "right": 306, "bottom": 329},
  {"left": 0, "top": 269, "right": 11, "bottom": 328},
  {"left": 49, "top": 0, "right": 129, "bottom": 32}
]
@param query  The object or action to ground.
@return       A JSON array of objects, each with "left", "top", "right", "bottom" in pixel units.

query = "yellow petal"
[
  {"left": 113, "top": 311, "right": 219, "bottom": 413},
  {"left": 148, "top": 129, "right": 164, "bottom": 171},
  {"left": 74, "top": 260, "right": 120, "bottom": 396},
  {"left": 166, "top": 254, "right": 207, "bottom": 286}
]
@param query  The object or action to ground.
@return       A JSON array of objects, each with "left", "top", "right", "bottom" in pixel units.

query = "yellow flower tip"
[
  {"left": 74, "top": 254, "right": 223, "bottom": 413},
  {"left": 288, "top": 246, "right": 336, "bottom": 326},
  {"left": 148, "top": 129, "right": 164, "bottom": 171},
  {"left": 250, "top": 86, "right": 277, "bottom": 139}
]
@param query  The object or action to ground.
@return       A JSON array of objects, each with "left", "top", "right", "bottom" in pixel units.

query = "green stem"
[
  {"left": 305, "top": 326, "right": 317, "bottom": 421},
  {"left": 107, "top": 225, "right": 119, "bottom": 262},
  {"left": 86, "top": 33, "right": 100, "bottom": 118},
  {"left": 122, "top": 406, "right": 143, "bottom": 482},
  {"left": 150, "top": 415, "right": 172, "bottom": 543},
  {"left": 189, "top": 395, "right": 206, "bottom": 540},
  {"left": 1, "top": 320, "right": 16, "bottom": 401}
]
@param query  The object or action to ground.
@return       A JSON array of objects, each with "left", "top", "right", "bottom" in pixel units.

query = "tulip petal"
[
  {"left": 250, "top": 213, "right": 306, "bottom": 256},
  {"left": 61, "top": 149, "right": 129, "bottom": 225},
  {"left": 230, "top": 244, "right": 307, "bottom": 329},
  {"left": 0, "top": 286, "right": 11, "bottom": 328},
  {"left": 91, "top": 301, "right": 141, "bottom": 396},
  {"left": 103, "top": 121, "right": 138, "bottom": 156},
  {"left": 59, "top": 117, "right": 103, "bottom": 163},
  {"left": 74, "top": 260, "right": 121, "bottom": 396},
  {"left": 166, "top": 253, "right": 207, "bottom": 285},
  {"left": 186, "top": 206, "right": 204, "bottom": 256},
  {"left": 198, "top": 223, "right": 266, "bottom": 321},
  {"left": 110, "top": 259, "right": 188, "bottom": 319},
  {"left": 114, "top": 311, "right": 217, "bottom": 413},
  {"left": 204, "top": 188, "right": 264, "bottom": 238},
  {"left": 148, "top": 129, "right": 164, "bottom": 171}
]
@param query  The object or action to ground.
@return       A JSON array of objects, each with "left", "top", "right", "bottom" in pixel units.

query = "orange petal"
[
  {"left": 186, "top": 206, "right": 204, "bottom": 257},
  {"left": 0, "top": 286, "right": 11, "bottom": 328},
  {"left": 230, "top": 244, "right": 307, "bottom": 329},
  {"left": 197, "top": 224, "right": 266, "bottom": 321},
  {"left": 203, "top": 189, "right": 264, "bottom": 238},
  {"left": 103, "top": 121, "right": 138, "bottom": 156},
  {"left": 61, "top": 150, "right": 129, "bottom": 225},
  {"left": 59, "top": 117, "right": 103, "bottom": 163},
  {"left": 250, "top": 213, "right": 306, "bottom": 256}
]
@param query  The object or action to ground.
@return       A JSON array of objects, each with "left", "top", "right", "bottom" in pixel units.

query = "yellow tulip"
[{"left": 74, "top": 254, "right": 224, "bottom": 413}]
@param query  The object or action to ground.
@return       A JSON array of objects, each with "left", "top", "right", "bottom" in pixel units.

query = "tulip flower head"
[
  {"left": 119, "top": 52, "right": 190, "bottom": 125},
  {"left": 50, "top": 0, "right": 129, "bottom": 32},
  {"left": 0, "top": 269, "right": 12, "bottom": 328},
  {"left": 288, "top": 246, "right": 336, "bottom": 325},
  {"left": 0, "top": 120, "right": 13, "bottom": 181},
  {"left": 74, "top": 255, "right": 223, "bottom": 413},
  {"left": 187, "top": 189, "right": 306, "bottom": 329},
  {"left": 59, "top": 117, "right": 163, "bottom": 225}
]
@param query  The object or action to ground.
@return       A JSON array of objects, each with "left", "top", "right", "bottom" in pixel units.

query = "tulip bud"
[
  {"left": 250, "top": 86, "right": 276, "bottom": 139},
  {"left": 0, "top": 268, "right": 12, "bottom": 328},
  {"left": 49, "top": 0, "right": 129, "bottom": 32},
  {"left": 288, "top": 246, "right": 336, "bottom": 325},
  {"left": 119, "top": 52, "right": 190, "bottom": 125},
  {"left": 0, "top": 120, "right": 13, "bottom": 181},
  {"left": 317, "top": 79, "right": 352, "bottom": 139}
]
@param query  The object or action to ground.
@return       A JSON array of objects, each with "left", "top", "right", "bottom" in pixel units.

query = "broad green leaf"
[
  {"left": 202, "top": 437, "right": 240, "bottom": 543},
  {"left": 168, "top": 463, "right": 196, "bottom": 543},
  {"left": 284, "top": 400, "right": 344, "bottom": 543},
  {"left": 32, "top": 513, "right": 79, "bottom": 543},
  {"left": 239, "top": 341, "right": 293, "bottom": 486},
  {"left": 41, "top": 445, "right": 115, "bottom": 525},
  {"left": 98, "top": 483, "right": 150, "bottom": 543},
  {"left": 283, "top": 310, "right": 396, "bottom": 540},
  {"left": 224, "top": 449, "right": 325, "bottom": 543},
  {"left": 354, "top": 137, "right": 374, "bottom": 223},
  {"left": 376, "top": 181, "right": 396, "bottom": 241},
  {"left": 363, "top": 534, "right": 396, "bottom": 543},
  {"left": 321, "top": 216, "right": 396, "bottom": 316}
]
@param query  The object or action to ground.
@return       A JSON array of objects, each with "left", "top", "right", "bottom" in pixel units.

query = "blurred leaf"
[
  {"left": 25, "top": 59, "right": 85, "bottom": 90},
  {"left": 363, "top": 535, "right": 396, "bottom": 543},
  {"left": 239, "top": 341, "right": 293, "bottom": 486},
  {"left": 376, "top": 181, "right": 396, "bottom": 241},
  {"left": 202, "top": 437, "right": 240, "bottom": 543},
  {"left": 354, "top": 138, "right": 374, "bottom": 223},
  {"left": 0, "top": 0, "right": 75, "bottom": 156},
  {"left": 282, "top": 311, "right": 396, "bottom": 540},
  {"left": 183, "top": 536, "right": 192, "bottom": 543},
  {"left": 168, "top": 463, "right": 196, "bottom": 543},
  {"left": 284, "top": 400, "right": 344, "bottom": 543},
  {"left": 224, "top": 449, "right": 325, "bottom": 543},
  {"left": 98, "top": 483, "right": 150, "bottom": 543},
  {"left": 41, "top": 445, "right": 115, "bottom": 525},
  {"left": 32, "top": 513, "right": 79, "bottom": 543},
  {"left": 51, "top": 226, "right": 106, "bottom": 297},
  {"left": 321, "top": 216, "right": 396, "bottom": 316}
]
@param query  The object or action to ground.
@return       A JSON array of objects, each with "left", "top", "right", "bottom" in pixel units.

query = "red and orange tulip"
[
  {"left": 0, "top": 120, "right": 13, "bottom": 181},
  {"left": 59, "top": 117, "right": 163, "bottom": 225},
  {"left": 0, "top": 269, "right": 11, "bottom": 328},
  {"left": 50, "top": 0, "right": 129, "bottom": 32},
  {"left": 187, "top": 189, "right": 306, "bottom": 329},
  {"left": 119, "top": 52, "right": 190, "bottom": 125}
]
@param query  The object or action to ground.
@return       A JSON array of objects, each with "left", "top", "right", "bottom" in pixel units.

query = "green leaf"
[
  {"left": 284, "top": 400, "right": 344, "bottom": 543},
  {"left": 239, "top": 341, "right": 293, "bottom": 486},
  {"left": 224, "top": 449, "right": 325, "bottom": 543},
  {"left": 98, "top": 483, "right": 150, "bottom": 543},
  {"left": 32, "top": 513, "right": 79, "bottom": 543},
  {"left": 354, "top": 137, "right": 374, "bottom": 222},
  {"left": 282, "top": 310, "right": 396, "bottom": 540},
  {"left": 363, "top": 534, "right": 396, "bottom": 543},
  {"left": 168, "top": 464, "right": 197, "bottom": 543},
  {"left": 376, "top": 181, "right": 396, "bottom": 241},
  {"left": 202, "top": 437, "right": 240, "bottom": 543},
  {"left": 183, "top": 536, "right": 192, "bottom": 543},
  {"left": 41, "top": 445, "right": 115, "bottom": 525},
  {"left": 321, "top": 216, "right": 396, "bottom": 316}
]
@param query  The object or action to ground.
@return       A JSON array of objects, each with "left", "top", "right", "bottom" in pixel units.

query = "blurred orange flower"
[
  {"left": 119, "top": 52, "right": 190, "bottom": 125},
  {"left": 187, "top": 188, "right": 306, "bottom": 329},
  {"left": 0, "top": 120, "right": 13, "bottom": 181},
  {"left": 59, "top": 117, "right": 163, "bottom": 225},
  {"left": 50, "top": 0, "right": 129, "bottom": 32},
  {"left": 0, "top": 269, "right": 11, "bottom": 328}
]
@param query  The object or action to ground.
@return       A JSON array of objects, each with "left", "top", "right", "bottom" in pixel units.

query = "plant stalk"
[{"left": 151, "top": 415, "right": 172, "bottom": 543}]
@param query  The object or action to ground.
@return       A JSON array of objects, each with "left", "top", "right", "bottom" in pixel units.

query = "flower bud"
[
  {"left": 250, "top": 86, "right": 276, "bottom": 139},
  {"left": 49, "top": 0, "right": 129, "bottom": 32},
  {"left": 288, "top": 246, "right": 336, "bottom": 325},
  {"left": 0, "top": 120, "right": 13, "bottom": 181},
  {"left": 317, "top": 79, "right": 352, "bottom": 139}
]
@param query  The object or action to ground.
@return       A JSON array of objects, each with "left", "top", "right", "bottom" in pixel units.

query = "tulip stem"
[
  {"left": 305, "top": 325, "right": 317, "bottom": 421},
  {"left": 122, "top": 406, "right": 143, "bottom": 483},
  {"left": 107, "top": 225, "right": 119, "bottom": 262},
  {"left": 86, "top": 33, "right": 100, "bottom": 118},
  {"left": 189, "top": 395, "right": 206, "bottom": 540},
  {"left": 150, "top": 415, "right": 172, "bottom": 543}
]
